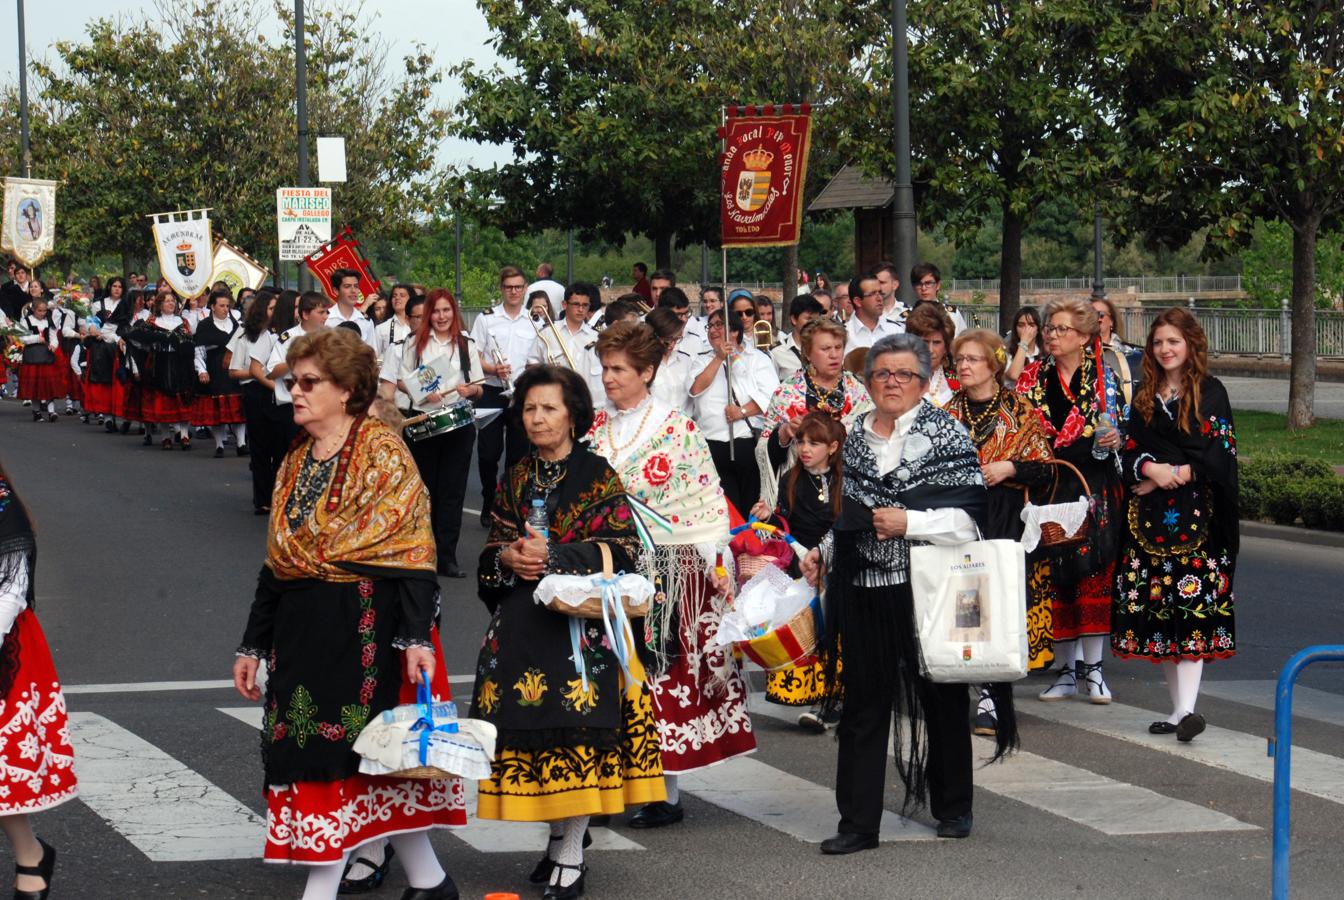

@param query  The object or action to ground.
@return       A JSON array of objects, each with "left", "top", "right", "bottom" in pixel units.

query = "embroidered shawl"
[
  {"left": 1015, "top": 345, "right": 1125, "bottom": 450},
  {"left": 267, "top": 415, "right": 436, "bottom": 581},
  {"left": 756, "top": 370, "right": 871, "bottom": 509},
  {"left": 947, "top": 389, "right": 1053, "bottom": 468}
]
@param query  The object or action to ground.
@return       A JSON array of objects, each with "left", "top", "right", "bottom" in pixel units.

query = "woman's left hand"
[
  {"left": 519, "top": 524, "right": 549, "bottom": 564},
  {"left": 872, "top": 507, "right": 908, "bottom": 540},
  {"left": 1098, "top": 428, "right": 1122, "bottom": 450},
  {"left": 710, "top": 569, "right": 733, "bottom": 598},
  {"left": 405, "top": 646, "right": 435, "bottom": 686},
  {"left": 981, "top": 460, "right": 1016, "bottom": 487},
  {"left": 198, "top": 372, "right": 209, "bottom": 384}
]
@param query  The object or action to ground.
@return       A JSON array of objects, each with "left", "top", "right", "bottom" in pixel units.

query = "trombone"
[
  {"left": 752, "top": 319, "right": 775, "bottom": 351},
  {"left": 528, "top": 305, "right": 578, "bottom": 370}
]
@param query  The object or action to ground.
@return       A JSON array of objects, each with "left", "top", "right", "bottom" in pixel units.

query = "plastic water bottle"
[
  {"left": 380, "top": 699, "right": 458, "bottom": 725},
  {"left": 527, "top": 498, "right": 549, "bottom": 538},
  {"left": 1092, "top": 411, "right": 1116, "bottom": 460}
]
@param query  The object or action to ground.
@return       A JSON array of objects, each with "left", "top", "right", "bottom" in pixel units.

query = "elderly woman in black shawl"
[{"left": 802, "top": 333, "right": 1015, "bottom": 853}]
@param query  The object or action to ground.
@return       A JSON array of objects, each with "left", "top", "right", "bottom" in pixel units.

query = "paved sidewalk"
[{"left": 1221, "top": 375, "right": 1344, "bottom": 419}]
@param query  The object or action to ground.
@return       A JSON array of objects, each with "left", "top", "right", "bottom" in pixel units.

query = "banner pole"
[{"left": 720, "top": 106, "right": 728, "bottom": 292}]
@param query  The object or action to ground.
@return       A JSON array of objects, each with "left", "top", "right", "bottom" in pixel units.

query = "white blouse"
[
  {"left": 397, "top": 333, "right": 484, "bottom": 412},
  {"left": 689, "top": 345, "right": 780, "bottom": 442}
]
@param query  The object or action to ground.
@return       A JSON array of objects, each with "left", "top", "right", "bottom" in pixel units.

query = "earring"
[{"left": 570, "top": 424, "right": 576, "bottom": 439}]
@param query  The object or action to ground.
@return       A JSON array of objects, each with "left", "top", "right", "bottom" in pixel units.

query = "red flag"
[
  {"left": 303, "top": 227, "right": 381, "bottom": 300},
  {"left": 719, "top": 104, "right": 812, "bottom": 248}
]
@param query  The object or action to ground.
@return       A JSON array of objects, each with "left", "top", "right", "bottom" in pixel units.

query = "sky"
[{"left": 7, "top": 0, "right": 511, "bottom": 169}]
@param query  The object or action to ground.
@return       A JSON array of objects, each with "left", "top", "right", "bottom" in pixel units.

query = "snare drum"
[{"left": 405, "top": 400, "right": 475, "bottom": 441}]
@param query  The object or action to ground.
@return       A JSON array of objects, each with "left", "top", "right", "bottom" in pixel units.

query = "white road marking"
[
  {"left": 1026, "top": 699, "right": 1344, "bottom": 806},
  {"left": 1201, "top": 680, "right": 1344, "bottom": 729},
  {"left": 749, "top": 694, "right": 1255, "bottom": 834},
  {"left": 70, "top": 712, "right": 263, "bottom": 862}
]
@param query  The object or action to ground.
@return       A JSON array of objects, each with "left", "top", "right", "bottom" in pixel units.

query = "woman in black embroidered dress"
[
  {"left": 473, "top": 365, "right": 664, "bottom": 900},
  {"left": 1112, "top": 308, "right": 1238, "bottom": 743}
]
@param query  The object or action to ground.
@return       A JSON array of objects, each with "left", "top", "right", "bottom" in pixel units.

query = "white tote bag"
[{"left": 909, "top": 538, "right": 1028, "bottom": 683}]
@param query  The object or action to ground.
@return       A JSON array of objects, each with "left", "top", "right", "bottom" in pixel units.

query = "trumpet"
[
  {"left": 486, "top": 332, "right": 514, "bottom": 397},
  {"left": 528, "top": 305, "right": 578, "bottom": 370},
  {"left": 752, "top": 319, "right": 774, "bottom": 351}
]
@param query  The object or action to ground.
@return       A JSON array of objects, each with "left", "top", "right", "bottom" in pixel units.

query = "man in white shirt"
[
  {"left": 469, "top": 265, "right": 535, "bottom": 522},
  {"left": 772, "top": 294, "right": 825, "bottom": 379},
  {"left": 872, "top": 261, "right": 908, "bottom": 321},
  {"left": 845, "top": 276, "right": 904, "bottom": 352},
  {"left": 911, "top": 262, "right": 968, "bottom": 335},
  {"left": 325, "top": 268, "right": 377, "bottom": 347},
  {"left": 528, "top": 261, "right": 566, "bottom": 313},
  {"left": 528, "top": 282, "right": 604, "bottom": 404},
  {"left": 262, "top": 292, "right": 329, "bottom": 441},
  {"left": 653, "top": 286, "right": 708, "bottom": 356}
]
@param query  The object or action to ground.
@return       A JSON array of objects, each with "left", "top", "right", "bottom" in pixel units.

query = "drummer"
[{"left": 394, "top": 288, "right": 484, "bottom": 579}]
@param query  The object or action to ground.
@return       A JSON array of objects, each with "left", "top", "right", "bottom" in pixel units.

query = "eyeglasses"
[
  {"left": 1093, "top": 309, "right": 1111, "bottom": 319},
  {"left": 502, "top": 283, "right": 526, "bottom": 293},
  {"left": 283, "top": 374, "right": 329, "bottom": 393},
  {"left": 952, "top": 355, "right": 987, "bottom": 366},
  {"left": 870, "top": 368, "right": 918, "bottom": 385},
  {"left": 916, "top": 280, "right": 939, "bottom": 288},
  {"left": 860, "top": 290, "right": 882, "bottom": 299},
  {"left": 1042, "top": 324, "right": 1078, "bottom": 337}
]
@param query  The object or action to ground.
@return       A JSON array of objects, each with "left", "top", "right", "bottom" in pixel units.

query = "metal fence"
[
  {"left": 949, "top": 275, "right": 1244, "bottom": 294},
  {"left": 959, "top": 301, "right": 1344, "bottom": 359}
]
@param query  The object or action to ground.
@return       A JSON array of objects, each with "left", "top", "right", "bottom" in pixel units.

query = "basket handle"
[
  {"left": 596, "top": 541, "right": 614, "bottom": 579},
  {"left": 1042, "top": 457, "right": 1092, "bottom": 504}
]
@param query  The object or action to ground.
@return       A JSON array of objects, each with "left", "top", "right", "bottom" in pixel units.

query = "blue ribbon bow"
[
  {"left": 409, "top": 672, "right": 458, "bottom": 766},
  {"left": 569, "top": 570, "right": 640, "bottom": 692}
]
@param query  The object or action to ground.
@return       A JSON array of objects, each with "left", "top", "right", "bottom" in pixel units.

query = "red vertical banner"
[
  {"left": 719, "top": 104, "right": 813, "bottom": 249},
  {"left": 303, "top": 227, "right": 382, "bottom": 300}
]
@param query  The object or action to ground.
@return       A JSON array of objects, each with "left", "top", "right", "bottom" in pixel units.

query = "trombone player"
[{"left": 525, "top": 282, "right": 605, "bottom": 405}]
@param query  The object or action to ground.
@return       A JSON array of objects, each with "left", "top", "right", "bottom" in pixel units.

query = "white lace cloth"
[
  {"left": 1019, "top": 496, "right": 1090, "bottom": 552},
  {"left": 354, "top": 717, "right": 497, "bottom": 781},
  {"left": 534, "top": 572, "right": 656, "bottom": 608},
  {"left": 713, "top": 566, "right": 813, "bottom": 646}
]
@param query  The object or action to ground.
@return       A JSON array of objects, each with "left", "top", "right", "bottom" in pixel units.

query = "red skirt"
[
  {"left": 189, "top": 393, "right": 244, "bottom": 426},
  {"left": 263, "top": 630, "right": 468, "bottom": 865},
  {"left": 137, "top": 386, "right": 190, "bottom": 423},
  {"left": 17, "top": 361, "right": 65, "bottom": 401},
  {"left": 0, "top": 610, "right": 79, "bottom": 815},
  {"left": 58, "top": 348, "right": 81, "bottom": 402},
  {"left": 81, "top": 379, "right": 119, "bottom": 416}
]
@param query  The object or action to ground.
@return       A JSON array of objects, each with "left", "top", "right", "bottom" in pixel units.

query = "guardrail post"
[{"left": 1280, "top": 298, "right": 1291, "bottom": 362}]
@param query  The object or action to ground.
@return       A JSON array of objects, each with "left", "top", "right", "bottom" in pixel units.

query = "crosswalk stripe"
[
  {"left": 747, "top": 695, "right": 1255, "bottom": 834},
  {"left": 216, "top": 708, "right": 645, "bottom": 852},
  {"left": 1025, "top": 699, "right": 1344, "bottom": 806},
  {"left": 70, "top": 712, "right": 263, "bottom": 862},
  {"left": 679, "top": 755, "right": 935, "bottom": 842},
  {"left": 1200, "top": 680, "right": 1344, "bottom": 729}
]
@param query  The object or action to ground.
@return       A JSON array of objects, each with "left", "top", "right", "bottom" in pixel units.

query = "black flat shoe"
[
  {"left": 820, "top": 832, "right": 878, "bottom": 855},
  {"left": 541, "top": 863, "right": 587, "bottom": 900},
  {"left": 143, "top": 432, "right": 153, "bottom": 446},
  {"left": 628, "top": 800, "right": 683, "bottom": 829},
  {"left": 120, "top": 421, "right": 132, "bottom": 434},
  {"left": 936, "top": 813, "right": 973, "bottom": 839},
  {"left": 397, "top": 873, "right": 458, "bottom": 900},
  {"left": 438, "top": 563, "right": 466, "bottom": 579},
  {"left": 1176, "top": 712, "right": 1206, "bottom": 743},
  {"left": 104, "top": 420, "right": 118, "bottom": 433},
  {"left": 30, "top": 412, "right": 40, "bottom": 423},
  {"left": 973, "top": 711, "right": 997, "bottom": 736},
  {"left": 214, "top": 447, "right": 224, "bottom": 458},
  {"left": 530, "top": 830, "right": 593, "bottom": 884},
  {"left": 1149, "top": 721, "right": 1178, "bottom": 735},
  {"left": 338, "top": 842, "right": 394, "bottom": 894},
  {"left": 236, "top": 444, "right": 249, "bottom": 457},
  {"left": 479, "top": 507, "right": 491, "bottom": 528},
  {"left": 14, "top": 836, "right": 55, "bottom": 900}
]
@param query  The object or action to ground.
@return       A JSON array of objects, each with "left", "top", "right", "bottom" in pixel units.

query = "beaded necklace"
[{"left": 805, "top": 368, "right": 845, "bottom": 418}]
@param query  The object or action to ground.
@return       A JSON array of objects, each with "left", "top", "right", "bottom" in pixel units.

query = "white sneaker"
[
  {"left": 1038, "top": 664, "right": 1077, "bottom": 701},
  {"left": 1080, "top": 662, "right": 1112, "bottom": 705}
]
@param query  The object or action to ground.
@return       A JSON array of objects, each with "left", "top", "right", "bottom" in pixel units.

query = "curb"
[{"left": 1240, "top": 520, "right": 1344, "bottom": 548}]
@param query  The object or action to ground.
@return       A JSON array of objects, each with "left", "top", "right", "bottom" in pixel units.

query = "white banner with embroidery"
[
  {"left": 2, "top": 177, "right": 59, "bottom": 268},
  {"left": 151, "top": 210, "right": 214, "bottom": 299}
]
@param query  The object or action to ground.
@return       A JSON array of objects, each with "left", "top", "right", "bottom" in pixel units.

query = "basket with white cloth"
[{"left": 352, "top": 674, "right": 497, "bottom": 781}]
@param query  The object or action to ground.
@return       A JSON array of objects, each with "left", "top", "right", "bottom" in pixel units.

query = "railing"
[
  {"left": 1268, "top": 645, "right": 1344, "bottom": 900},
  {"left": 950, "top": 275, "right": 1243, "bottom": 294}
]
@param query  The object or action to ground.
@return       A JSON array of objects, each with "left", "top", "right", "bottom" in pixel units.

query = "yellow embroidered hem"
[
  {"left": 764, "top": 661, "right": 829, "bottom": 706},
  {"left": 1027, "top": 557, "right": 1055, "bottom": 671}
]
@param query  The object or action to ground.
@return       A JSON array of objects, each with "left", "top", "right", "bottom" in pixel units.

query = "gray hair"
[{"left": 866, "top": 333, "right": 931, "bottom": 384}]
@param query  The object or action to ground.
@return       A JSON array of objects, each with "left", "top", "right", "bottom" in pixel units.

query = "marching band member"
[
  {"left": 325, "top": 268, "right": 377, "bottom": 347},
  {"left": 16, "top": 298, "right": 62, "bottom": 423},
  {"left": 872, "top": 261, "right": 909, "bottom": 322},
  {"left": 232, "top": 289, "right": 278, "bottom": 515},
  {"left": 123, "top": 293, "right": 197, "bottom": 449},
  {"left": 527, "top": 290, "right": 556, "bottom": 322},
  {"left": 527, "top": 282, "right": 604, "bottom": 404},
  {"left": 377, "top": 292, "right": 422, "bottom": 415},
  {"left": 644, "top": 307, "right": 695, "bottom": 415},
  {"left": 688, "top": 300, "right": 780, "bottom": 515},
  {"left": 191, "top": 289, "right": 247, "bottom": 457},
  {"left": 396, "top": 288, "right": 484, "bottom": 579},
  {"left": 911, "top": 263, "right": 967, "bottom": 335},
  {"left": 654, "top": 287, "right": 708, "bottom": 356},
  {"left": 373, "top": 283, "right": 414, "bottom": 364},
  {"left": 770, "top": 295, "right": 825, "bottom": 380},
  {"left": 844, "top": 275, "right": 904, "bottom": 353},
  {"left": 471, "top": 266, "right": 544, "bottom": 524},
  {"left": 588, "top": 322, "right": 755, "bottom": 830},
  {"left": 262, "top": 291, "right": 328, "bottom": 450}
]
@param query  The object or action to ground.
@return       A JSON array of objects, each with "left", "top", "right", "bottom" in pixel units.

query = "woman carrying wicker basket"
[
  {"left": 473, "top": 364, "right": 665, "bottom": 900},
  {"left": 1015, "top": 298, "right": 1127, "bottom": 705}
]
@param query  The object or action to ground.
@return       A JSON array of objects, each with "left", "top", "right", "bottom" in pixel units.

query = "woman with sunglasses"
[{"left": 1015, "top": 297, "right": 1127, "bottom": 705}]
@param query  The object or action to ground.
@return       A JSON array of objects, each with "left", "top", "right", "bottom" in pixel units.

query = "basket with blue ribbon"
[{"left": 352, "top": 673, "right": 496, "bottom": 781}]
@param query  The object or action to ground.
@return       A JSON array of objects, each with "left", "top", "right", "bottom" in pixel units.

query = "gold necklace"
[
  {"left": 804, "top": 469, "right": 828, "bottom": 503},
  {"left": 961, "top": 388, "right": 1002, "bottom": 433},
  {"left": 313, "top": 418, "right": 353, "bottom": 460},
  {"left": 606, "top": 400, "right": 655, "bottom": 455}
]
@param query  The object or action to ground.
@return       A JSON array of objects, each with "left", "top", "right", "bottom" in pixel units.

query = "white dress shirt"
[
  {"left": 689, "top": 345, "right": 780, "bottom": 442},
  {"left": 469, "top": 303, "right": 536, "bottom": 389},
  {"left": 650, "top": 347, "right": 694, "bottom": 415},
  {"left": 397, "top": 332, "right": 484, "bottom": 412},
  {"left": 263, "top": 325, "right": 307, "bottom": 404},
  {"left": 861, "top": 405, "right": 978, "bottom": 543},
  {"left": 845, "top": 313, "right": 904, "bottom": 352},
  {"left": 326, "top": 304, "right": 377, "bottom": 347},
  {"left": 770, "top": 332, "right": 805, "bottom": 380}
]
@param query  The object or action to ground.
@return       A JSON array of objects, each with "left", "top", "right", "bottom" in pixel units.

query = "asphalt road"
[{"left": 2, "top": 396, "right": 1343, "bottom": 900}]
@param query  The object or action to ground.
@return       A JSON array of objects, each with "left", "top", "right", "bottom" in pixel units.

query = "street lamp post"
[
  {"left": 17, "top": 0, "right": 32, "bottom": 178},
  {"left": 295, "top": 0, "right": 312, "bottom": 291},
  {"left": 1090, "top": 208, "right": 1105, "bottom": 301},
  {"left": 454, "top": 212, "right": 463, "bottom": 300},
  {"left": 891, "top": 0, "right": 917, "bottom": 305}
]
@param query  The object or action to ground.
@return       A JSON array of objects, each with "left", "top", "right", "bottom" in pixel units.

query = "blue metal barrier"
[{"left": 1267, "top": 644, "right": 1344, "bottom": 900}]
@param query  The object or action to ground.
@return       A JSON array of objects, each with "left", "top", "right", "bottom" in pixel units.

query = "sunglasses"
[{"left": 283, "top": 374, "right": 329, "bottom": 393}]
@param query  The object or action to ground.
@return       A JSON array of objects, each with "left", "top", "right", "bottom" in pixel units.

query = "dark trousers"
[
  {"left": 835, "top": 653, "right": 973, "bottom": 834},
  {"left": 409, "top": 424, "right": 476, "bottom": 570},
  {"left": 707, "top": 437, "right": 761, "bottom": 516},
  {"left": 244, "top": 381, "right": 286, "bottom": 510},
  {"left": 476, "top": 385, "right": 526, "bottom": 513}
]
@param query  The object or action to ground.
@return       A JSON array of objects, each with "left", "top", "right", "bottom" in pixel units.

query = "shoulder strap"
[{"left": 458, "top": 334, "right": 471, "bottom": 384}]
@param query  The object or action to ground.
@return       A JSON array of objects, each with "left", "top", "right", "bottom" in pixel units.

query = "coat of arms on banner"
[
  {"left": 151, "top": 210, "right": 213, "bottom": 299},
  {"left": 734, "top": 148, "right": 774, "bottom": 212},
  {"left": 1, "top": 178, "right": 59, "bottom": 268},
  {"left": 212, "top": 237, "right": 271, "bottom": 294}
]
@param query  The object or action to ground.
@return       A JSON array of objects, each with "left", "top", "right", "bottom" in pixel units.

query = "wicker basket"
[
  {"left": 738, "top": 594, "right": 824, "bottom": 672},
  {"left": 1027, "top": 458, "right": 1093, "bottom": 550},
  {"left": 541, "top": 542, "right": 652, "bottom": 620}
]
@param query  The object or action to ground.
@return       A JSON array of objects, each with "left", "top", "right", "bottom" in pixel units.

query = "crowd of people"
[{"left": 0, "top": 256, "right": 1241, "bottom": 900}]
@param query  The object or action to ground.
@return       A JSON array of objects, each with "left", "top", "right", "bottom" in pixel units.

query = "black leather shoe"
[
  {"left": 1148, "top": 721, "right": 1177, "bottom": 735},
  {"left": 479, "top": 507, "right": 492, "bottom": 528},
  {"left": 530, "top": 830, "right": 593, "bottom": 884},
  {"left": 628, "top": 801, "right": 683, "bottom": 829},
  {"left": 398, "top": 873, "right": 459, "bottom": 900},
  {"left": 14, "top": 836, "right": 55, "bottom": 900},
  {"left": 339, "top": 842, "right": 394, "bottom": 894},
  {"left": 438, "top": 562, "right": 467, "bottom": 579},
  {"left": 1176, "top": 712, "right": 1206, "bottom": 743},
  {"left": 936, "top": 813, "right": 973, "bottom": 839},
  {"left": 541, "top": 863, "right": 586, "bottom": 899},
  {"left": 820, "top": 832, "right": 878, "bottom": 855},
  {"left": 214, "top": 447, "right": 225, "bottom": 458},
  {"left": 237, "top": 444, "right": 249, "bottom": 457}
]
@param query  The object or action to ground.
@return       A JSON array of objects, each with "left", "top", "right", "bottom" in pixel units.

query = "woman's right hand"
[
  {"left": 1132, "top": 478, "right": 1158, "bottom": 496},
  {"left": 232, "top": 656, "right": 261, "bottom": 702},
  {"left": 777, "top": 417, "right": 798, "bottom": 446},
  {"left": 801, "top": 548, "right": 822, "bottom": 587},
  {"left": 1019, "top": 322, "right": 1038, "bottom": 345},
  {"left": 1143, "top": 461, "right": 1184, "bottom": 490},
  {"left": 749, "top": 500, "right": 771, "bottom": 521}
]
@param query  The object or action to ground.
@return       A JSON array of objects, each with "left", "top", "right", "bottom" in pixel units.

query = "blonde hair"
[
  {"left": 951, "top": 328, "right": 1008, "bottom": 385},
  {"left": 1041, "top": 297, "right": 1099, "bottom": 339},
  {"left": 797, "top": 317, "right": 847, "bottom": 358}
]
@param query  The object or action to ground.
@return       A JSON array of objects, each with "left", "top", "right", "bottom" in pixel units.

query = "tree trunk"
[
  {"left": 654, "top": 231, "right": 673, "bottom": 271},
  {"left": 121, "top": 251, "right": 135, "bottom": 279},
  {"left": 998, "top": 206, "right": 1025, "bottom": 332},
  {"left": 1287, "top": 215, "right": 1319, "bottom": 430},
  {"left": 781, "top": 244, "right": 798, "bottom": 310}
]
